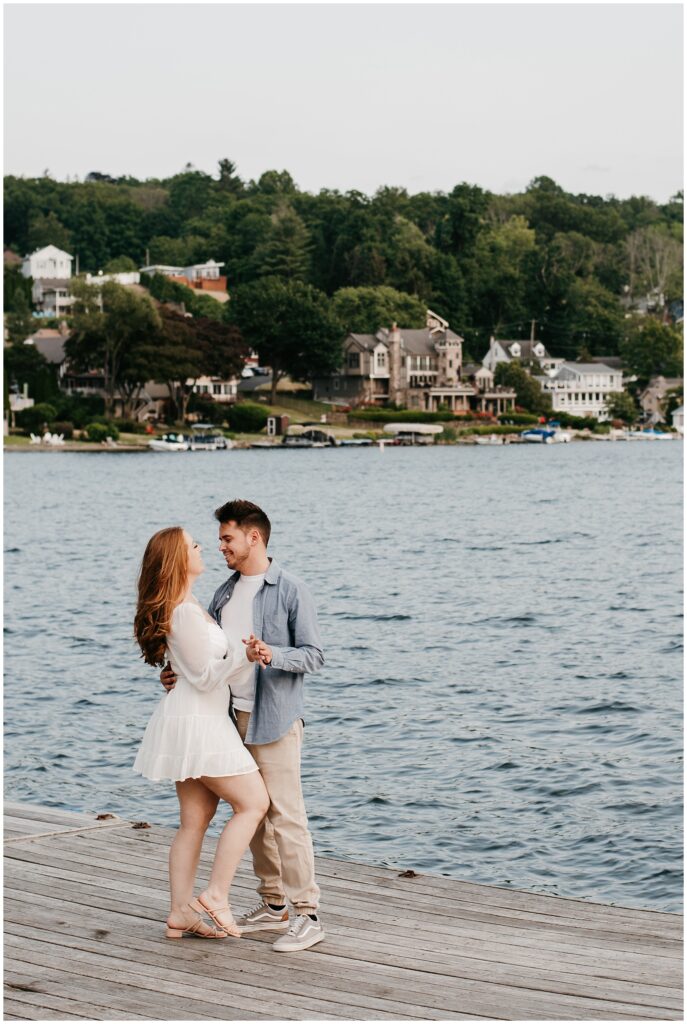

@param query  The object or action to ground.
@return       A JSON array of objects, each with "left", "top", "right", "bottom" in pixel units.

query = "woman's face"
[{"left": 183, "top": 530, "right": 205, "bottom": 577}]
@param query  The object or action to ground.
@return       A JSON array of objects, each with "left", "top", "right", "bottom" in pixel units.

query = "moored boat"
[{"left": 148, "top": 433, "right": 189, "bottom": 452}]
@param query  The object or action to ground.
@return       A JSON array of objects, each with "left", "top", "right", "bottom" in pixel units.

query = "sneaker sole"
[
  {"left": 238, "top": 919, "right": 290, "bottom": 933},
  {"left": 273, "top": 930, "right": 325, "bottom": 952}
]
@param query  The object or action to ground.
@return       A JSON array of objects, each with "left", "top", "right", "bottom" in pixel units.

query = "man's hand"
[
  {"left": 243, "top": 634, "right": 273, "bottom": 666},
  {"left": 160, "top": 661, "right": 177, "bottom": 692}
]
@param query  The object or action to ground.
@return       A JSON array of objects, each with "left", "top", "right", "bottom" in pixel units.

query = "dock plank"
[{"left": 4, "top": 801, "right": 683, "bottom": 1021}]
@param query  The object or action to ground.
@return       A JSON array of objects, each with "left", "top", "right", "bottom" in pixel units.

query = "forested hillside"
[{"left": 4, "top": 162, "right": 683, "bottom": 360}]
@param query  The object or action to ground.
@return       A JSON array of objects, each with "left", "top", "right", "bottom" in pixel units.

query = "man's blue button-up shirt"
[{"left": 207, "top": 558, "right": 324, "bottom": 745}]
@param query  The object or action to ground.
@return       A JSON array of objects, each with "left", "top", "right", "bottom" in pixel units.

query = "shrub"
[
  {"left": 351, "top": 409, "right": 455, "bottom": 424},
  {"left": 226, "top": 402, "right": 269, "bottom": 433},
  {"left": 498, "top": 412, "right": 539, "bottom": 425},
  {"left": 48, "top": 421, "right": 73, "bottom": 439},
  {"left": 53, "top": 394, "right": 105, "bottom": 428},
  {"left": 15, "top": 403, "right": 57, "bottom": 433},
  {"left": 113, "top": 418, "right": 148, "bottom": 435},
  {"left": 86, "top": 421, "right": 120, "bottom": 443}
]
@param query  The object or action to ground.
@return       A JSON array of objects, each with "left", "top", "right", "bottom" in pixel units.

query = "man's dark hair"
[{"left": 214, "top": 499, "right": 271, "bottom": 545}]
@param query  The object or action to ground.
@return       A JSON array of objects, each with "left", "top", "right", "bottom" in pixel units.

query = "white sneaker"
[
  {"left": 272, "top": 914, "right": 325, "bottom": 952},
  {"left": 236, "top": 901, "right": 289, "bottom": 932}
]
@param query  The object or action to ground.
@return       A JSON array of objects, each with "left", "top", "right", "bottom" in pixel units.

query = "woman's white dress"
[{"left": 133, "top": 599, "right": 259, "bottom": 782}]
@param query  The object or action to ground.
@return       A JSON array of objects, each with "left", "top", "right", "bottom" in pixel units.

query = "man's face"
[{"left": 218, "top": 520, "right": 252, "bottom": 570}]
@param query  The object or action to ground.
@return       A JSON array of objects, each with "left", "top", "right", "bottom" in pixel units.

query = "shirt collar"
[{"left": 264, "top": 557, "right": 281, "bottom": 584}]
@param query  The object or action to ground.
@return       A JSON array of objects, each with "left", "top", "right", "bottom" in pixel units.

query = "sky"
[{"left": 3, "top": 3, "right": 683, "bottom": 202}]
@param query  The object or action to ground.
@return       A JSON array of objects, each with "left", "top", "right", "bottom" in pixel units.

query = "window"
[
  {"left": 376, "top": 351, "right": 387, "bottom": 367},
  {"left": 347, "top": 351, "right": 360, "bottom": 369},
  {"left": 213, "top": 384, "right": 222, "bottom": 395},
  {"left": 333, "top": 378, "right": 340, "bottom": 390}
]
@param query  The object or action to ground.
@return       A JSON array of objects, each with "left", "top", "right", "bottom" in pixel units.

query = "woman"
[{"left": 133, "top": 526, "right": 270, "bottom": 940}]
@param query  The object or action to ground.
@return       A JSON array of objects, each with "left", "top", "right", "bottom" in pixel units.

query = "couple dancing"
[{"left": 132, "top": 499, "right": 324, "bottom": 952}]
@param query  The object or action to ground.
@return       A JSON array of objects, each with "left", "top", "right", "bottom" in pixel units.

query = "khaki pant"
[{"left": 235, "top": 711, "right": 320, "bottom": 914}]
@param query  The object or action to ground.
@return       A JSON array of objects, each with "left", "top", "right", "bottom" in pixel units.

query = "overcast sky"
[{"left": 4, "top": 3, "right": 683, "bottom": 201}]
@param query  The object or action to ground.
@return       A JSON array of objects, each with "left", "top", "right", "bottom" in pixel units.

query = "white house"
[
  {"left": 536, "top": 363, "right": 624, "bottom": 421},
  {"left": 672, "top": 406, "right": 684, "bottom": 434},
  {"left": 187, "top": 375, "right": 240, "bottom": 404},
  {"left": 31, "top": 278, "right": 74, "bottom": 317},
  {"left": 139, "top": 260, "right": 225, "bottom": 282},
  {"left": 22, "top": 245, "right": 73, "bottom": 280},
  {"left": 482, "top": 337, "right": 563, "bottom": 374},
  {"left": 85, "top": 271, "right": 141, "bottom": 287}
]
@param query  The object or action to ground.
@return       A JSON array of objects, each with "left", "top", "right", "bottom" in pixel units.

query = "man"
[{"left": 162, "top": 499, "right": 325, "bottom": 952}]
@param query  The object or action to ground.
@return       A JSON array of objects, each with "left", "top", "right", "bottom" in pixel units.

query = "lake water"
[{"left": 4, "top": 443, "right": 683, "bottom": 911}]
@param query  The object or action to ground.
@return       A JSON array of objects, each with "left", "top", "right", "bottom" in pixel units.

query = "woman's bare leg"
[
  {"left": 168, "top": 778, "right": 219, "bottom": 929},
  {"left": 198, "top": 770, "right": 270, "bottom": 918}
]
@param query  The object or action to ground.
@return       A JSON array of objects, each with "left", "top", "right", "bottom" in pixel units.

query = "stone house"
[{"left": 314, "top": 311, "right": 515, "bottom": 415}]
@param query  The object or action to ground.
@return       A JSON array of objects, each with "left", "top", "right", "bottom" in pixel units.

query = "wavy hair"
[{"left": 134, "top": 526, "right": 188, "bottom": 666}]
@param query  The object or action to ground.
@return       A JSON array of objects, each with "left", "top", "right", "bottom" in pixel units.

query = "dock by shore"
[{"left": 4, "top": 801, "right": 683, "bottom": 1020}]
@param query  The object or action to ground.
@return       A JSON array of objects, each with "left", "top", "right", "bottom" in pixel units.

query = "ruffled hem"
[
  {"left": 133, "top": 710, "right": 257, "bottom": 782},
  {"left": 133, "top": 753, "right": 259, "bottom": 782}
]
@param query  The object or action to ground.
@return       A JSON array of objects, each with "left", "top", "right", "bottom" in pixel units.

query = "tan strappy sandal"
[
  {"left": 191, "top": 895, "right": 242, "bottom": 938},
  {"left": 165, "top": 906, "right": 228, "bottom": 940}
]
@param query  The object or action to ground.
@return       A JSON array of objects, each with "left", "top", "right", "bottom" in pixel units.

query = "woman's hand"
[
  {"left": 160, "top": 661, "right": 177, "bottom": 692},
  {"left": 243, "top": 634, "right": 272, "bottom": 667}
]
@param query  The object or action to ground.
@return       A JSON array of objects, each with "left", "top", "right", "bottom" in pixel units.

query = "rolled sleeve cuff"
[{"left": 269, "top": 648, "right": 285, "bottom": 670}]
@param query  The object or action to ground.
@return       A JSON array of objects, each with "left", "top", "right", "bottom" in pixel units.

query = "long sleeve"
[
  {"left": 168, "top": 602, "right": 249, "bottom": 693},
  {"left": 268, "top": 583, "right": 325, "bottom": 675}
]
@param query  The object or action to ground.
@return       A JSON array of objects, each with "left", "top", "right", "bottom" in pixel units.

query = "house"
[
  {"left": 85, "top": 271, "right": 141, "bottom": 287},
  {"left": 188, "top": 376, "right": 240, "bottom": 404},
  {"left": 31, "top": 278, "right": 74, "bottom": 317},
  {"left": 139, "top": 261, "right": 227, "bottom": 292},
  {"left": 25, "top": 328, "right": 68, "bottom": 369},
  {"left": 535, "top": 363, "right": 624, "bottom": 420},
  {"left": 638, "top": 376, "right": 683, "bottom": 424},
  {"left": 671, "top": 406, "right": 684, "bottom": 434},
  {"left": 22, "top": 245, "right": 73, "bottom": 280},
  {"left": 482, "top": 337, "right": 563, "bottom": 375},
  {"left": 314, "top": 311, "right": 516, "bottom": 415}
]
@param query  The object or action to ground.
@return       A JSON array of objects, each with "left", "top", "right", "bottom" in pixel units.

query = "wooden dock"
[{"left": 4, "top": 802, "right": 683, "bottom": 1020}]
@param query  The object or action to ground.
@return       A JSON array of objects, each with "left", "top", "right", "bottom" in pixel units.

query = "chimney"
[{"left": 387, "top": 322, "right": 402, "bottom": 405}]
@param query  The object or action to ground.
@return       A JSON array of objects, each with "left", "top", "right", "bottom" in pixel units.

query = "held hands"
[{"left": 243, "top": 634, "right": 273, "bottom": 667}]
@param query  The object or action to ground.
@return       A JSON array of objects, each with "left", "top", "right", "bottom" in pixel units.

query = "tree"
[
  {"left": 67, "top": 281, "right": 160, "bottom": 416},
  {"left": 151, "top": 307, "right": 206, "bottom": 423},
  {"left": 104, "top": 255, "right": 138, "bottom": 272},
  {"left": 331, "top": 286, "right": 425, "bottom": 333},
  {"left": 619, "top": 318, "right": 684, "bottom": 381},
  {"left": 5, "top": 289, "right": 35, "bottom": 344},
  {"left": 229, "top": 277, "right": 343, "bottom": 405},
  {"left": 252, "top": 204, "right": 311, "bottom": 280},
  {"left": 472, "top": 216, "right": 537, "bottom": 335},
  {"left": 217, "top": 159, "right": 243, "bottom": 194},
  {"left": 4, "top": 343, "right": 59, "bottom": 405},
  {"left": 26, "top": 211, "right": 72, "bottom": 252},
  {"left": 626, "top": 226, "right": 683, "bottom": 303},
  {"left": 606, "top": 390, "right": 638, "bottom": 424},
  {"left": 494, "top": 361, "right": 552, "bottom": 415}
]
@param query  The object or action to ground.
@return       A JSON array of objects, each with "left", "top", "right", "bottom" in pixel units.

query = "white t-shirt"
[{"left": 220, "top": 572, "right": 265, "bottom": 712}]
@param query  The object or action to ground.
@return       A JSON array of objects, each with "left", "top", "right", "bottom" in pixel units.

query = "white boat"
[
  {"left": 628, "top": 429, "right": 673, "bottom": 441},
  {"left": 188, "top": 424, "right": 232, "bottom": 450},
  {"left": 148, "top": 433, "right": 189, "bottom": 452},
  {"left": 521, "top": 428, "right": 555, "bottom": 444},
  {"left": 475, "top": 434, "right": 505, "bottom": 446}
]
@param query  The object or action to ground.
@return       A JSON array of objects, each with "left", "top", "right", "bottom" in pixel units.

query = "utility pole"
[{"left": 530, "top": 319, "right": 536, "bottom": 342}]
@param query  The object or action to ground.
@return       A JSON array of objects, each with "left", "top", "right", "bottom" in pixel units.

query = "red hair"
[{"left": 134, "top": 526, "right": 188, "bottom": 666}]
